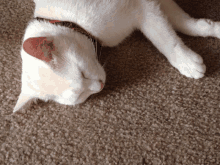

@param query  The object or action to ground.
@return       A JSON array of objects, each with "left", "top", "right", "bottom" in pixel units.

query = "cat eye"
[{"left": 81, "top": 72, "right": 88, "bottom": 79}]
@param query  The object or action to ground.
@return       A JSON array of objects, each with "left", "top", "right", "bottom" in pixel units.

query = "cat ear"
[
  {"left": 13, "top": 93, "right": 35, "bottom": 113},
  {"left": 23, "top": 37, "right": 55, "bottom": 62}
]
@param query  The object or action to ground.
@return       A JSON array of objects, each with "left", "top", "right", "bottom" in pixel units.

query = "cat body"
[{"left": 14, "top": 0, "right": 220, "bottom": 112}]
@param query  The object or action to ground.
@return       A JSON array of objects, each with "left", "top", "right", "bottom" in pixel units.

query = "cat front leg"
[{"left": 138, "top": 0, "right": 206, "bottom": 79}]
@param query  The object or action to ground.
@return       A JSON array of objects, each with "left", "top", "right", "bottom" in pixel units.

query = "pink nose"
[{"left": 100, "top": 80, "right": 105, "bottom": 90}]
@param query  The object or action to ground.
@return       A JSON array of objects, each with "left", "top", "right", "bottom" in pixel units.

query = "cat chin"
[{"left": 53, "top": 98, "right": 78, "bottom": 106}]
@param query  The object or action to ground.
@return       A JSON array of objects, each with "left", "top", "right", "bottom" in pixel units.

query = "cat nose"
[{"left": 99, "top": 80, "right": 105, "bottom": 90}]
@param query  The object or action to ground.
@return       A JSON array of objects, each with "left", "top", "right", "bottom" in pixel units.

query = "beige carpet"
[{"left": 0, "top": 0, "right": 220, "bottom": 164}]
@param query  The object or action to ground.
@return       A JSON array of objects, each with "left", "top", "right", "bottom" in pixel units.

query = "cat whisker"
[
  {"left": 96, "top": 41, "right": 101, "bottom": 61},
  {"left": 91, "top": 39, "right": 99, "bottom": 60},
  {"left": 102, "top": 61, "right": 108, "bottom": 68},
  {"left": 102, "top": 55, "right": 111, "bottom": 68}
]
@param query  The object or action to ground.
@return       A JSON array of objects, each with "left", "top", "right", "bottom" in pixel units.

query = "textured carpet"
[{"left": 0, "top": 0, "right": 220, "bottom": 164}]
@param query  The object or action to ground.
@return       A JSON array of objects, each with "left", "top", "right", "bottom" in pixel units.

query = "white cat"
[{"left": 14, "top": 0, "right": 220, "bottom": 112}]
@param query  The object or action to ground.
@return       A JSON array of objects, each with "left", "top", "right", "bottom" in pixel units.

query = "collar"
[{"left": 35, "top": 17, "right": 102, "bottom": 56}]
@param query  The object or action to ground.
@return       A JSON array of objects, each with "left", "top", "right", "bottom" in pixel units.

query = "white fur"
[{"left": 14, "top": 0, "right": 220, "bottom": 112}]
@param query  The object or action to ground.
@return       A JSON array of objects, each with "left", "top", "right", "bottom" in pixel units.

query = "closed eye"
[{"left": 81, "top": 72, "right": 89, "bottom": 79}]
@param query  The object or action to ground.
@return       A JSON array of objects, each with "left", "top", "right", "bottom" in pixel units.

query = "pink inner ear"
[
  {"left": 49, "top": 20, "right": 61, "bottom": 23},
  {"left": 23, "top": 37, "right": 54, "bottom": 62}
]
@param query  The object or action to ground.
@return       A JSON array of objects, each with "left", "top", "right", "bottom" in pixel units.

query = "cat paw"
[
  {"left": 214, "top": 22, "right": 220, "bottom": 39},
  {"left": 169, "top": 46, "right": 206, "bottom": 79}
]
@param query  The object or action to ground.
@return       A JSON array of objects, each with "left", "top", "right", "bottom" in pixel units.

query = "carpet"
[{"left": 0, "top": 0, "right": 220, "bottom": 164}]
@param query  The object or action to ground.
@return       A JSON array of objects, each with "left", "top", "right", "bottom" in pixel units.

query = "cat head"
[{"left": 14, "top": 23, "right": 106, "bottom": 112}]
